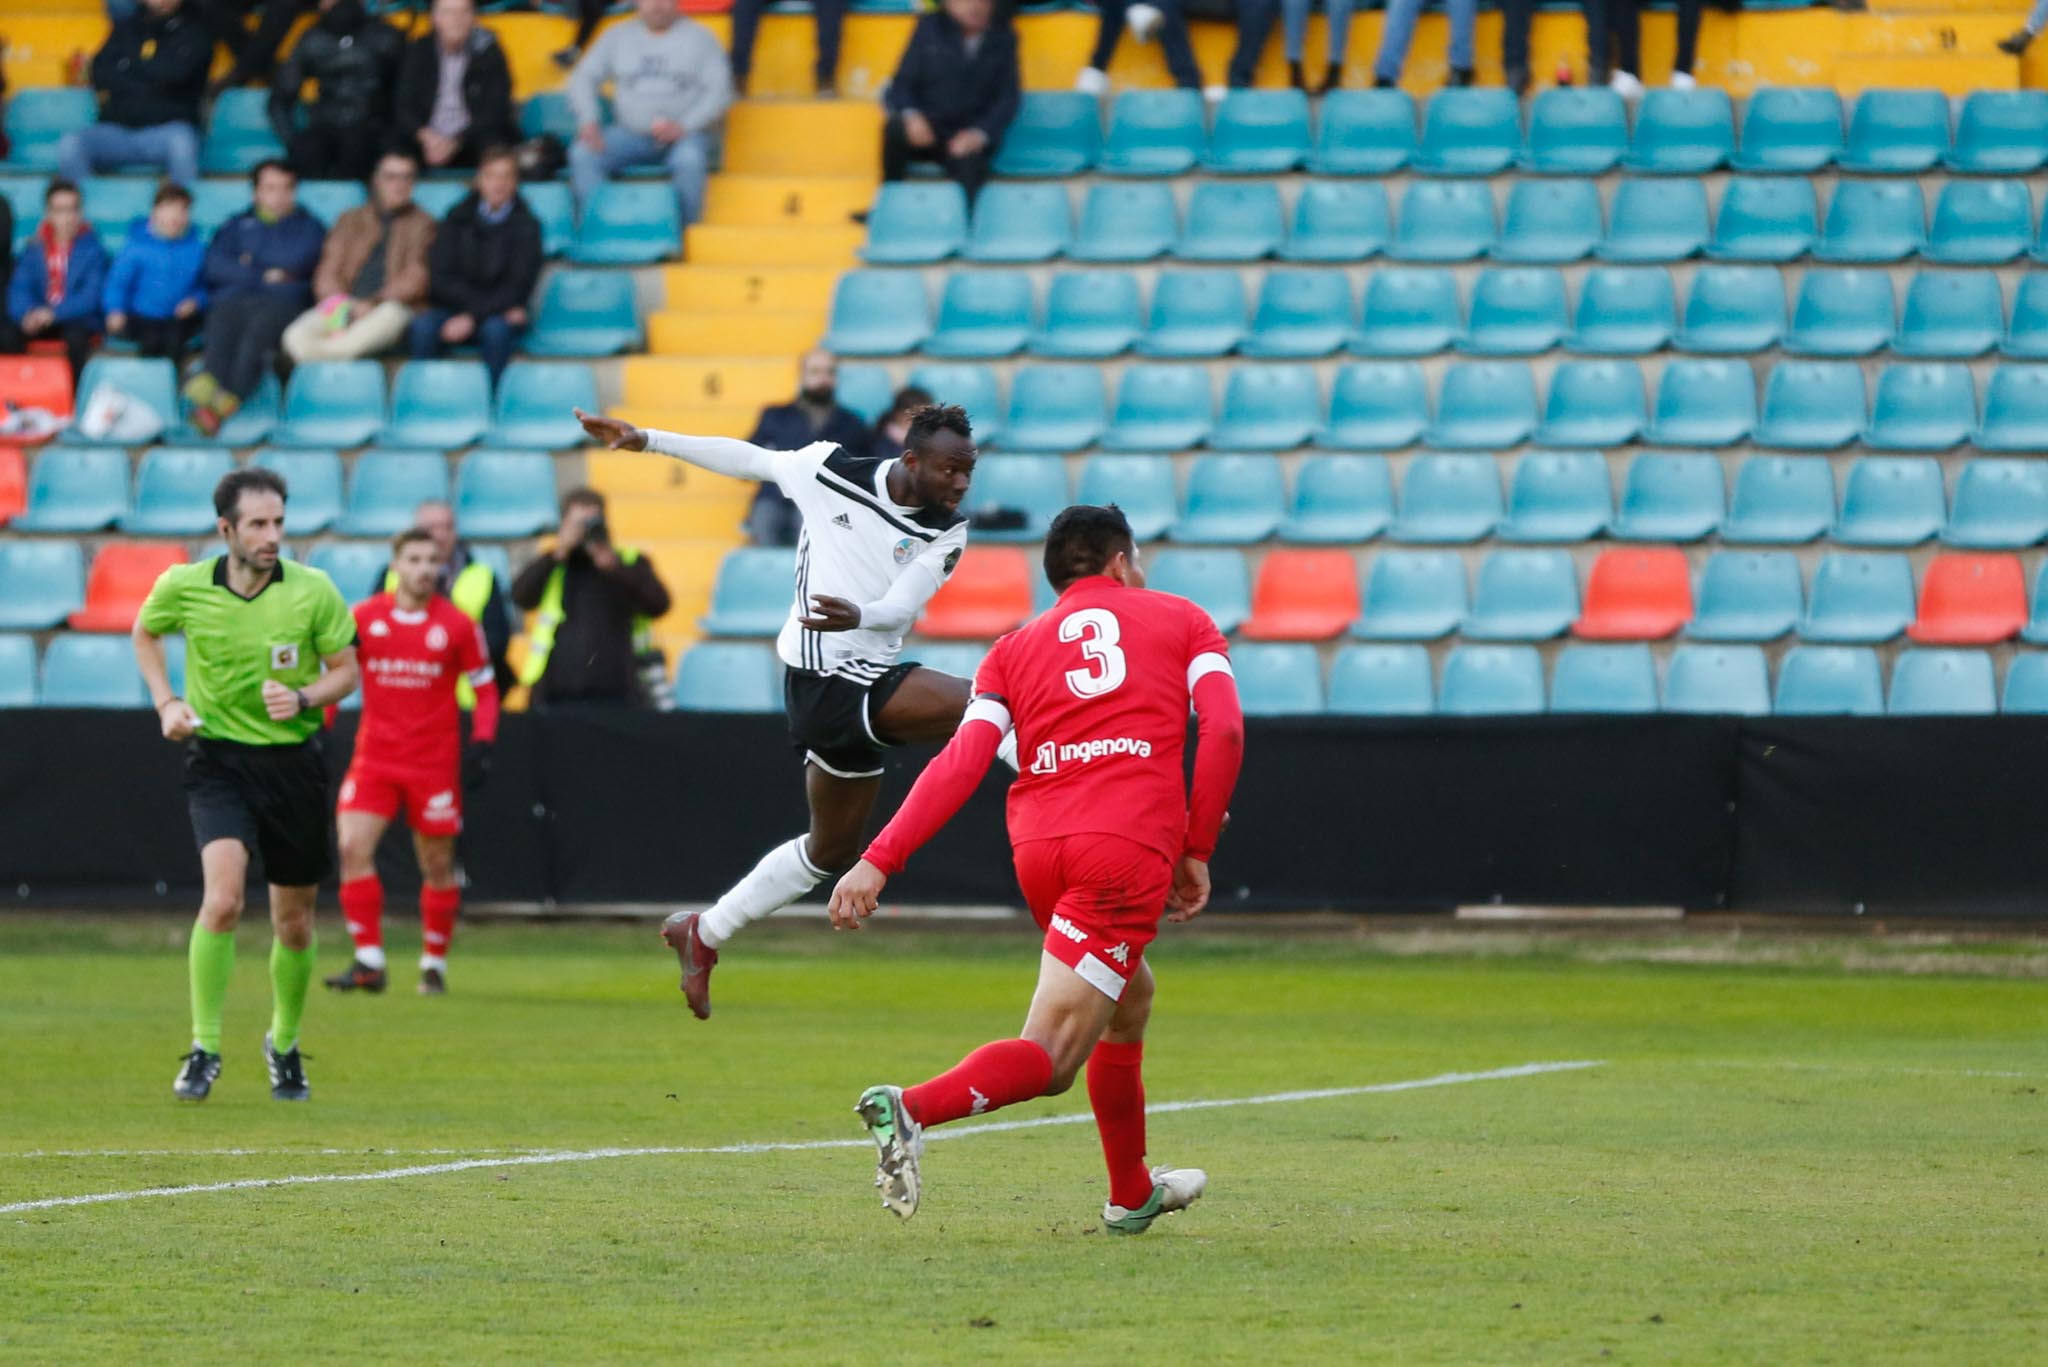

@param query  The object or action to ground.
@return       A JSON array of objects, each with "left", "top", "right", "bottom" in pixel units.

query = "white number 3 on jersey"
[{"left": 1060, "top": 608, "right": 1127, "bottom": 698}]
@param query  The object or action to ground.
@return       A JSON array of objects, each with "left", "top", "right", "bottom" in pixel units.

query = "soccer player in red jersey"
[
  {"left": 326, "top": 528, "right": 500, "bottom": 996},
  {"left": 828, "top": 505, "right": 1245, "bottom": 1233}
]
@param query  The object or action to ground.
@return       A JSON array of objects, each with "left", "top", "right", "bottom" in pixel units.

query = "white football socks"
[
  {"left": 697, "top": 836, "right": 827, "bottom": 948},
  {"left": 354, "top": 944, "right": 387, "bottom": 971}
]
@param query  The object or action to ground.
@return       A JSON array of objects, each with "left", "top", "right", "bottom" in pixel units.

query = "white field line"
[
  {"left": 0, "top": 1060, "right": 1601, "bottom": 1215},
  {"left": 1693, "top": 1060, "right": 2044, "bottom": 1081}
]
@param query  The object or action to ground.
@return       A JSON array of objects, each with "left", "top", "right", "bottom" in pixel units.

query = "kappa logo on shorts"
[
  {"left": 340, "top": 779, "right": 356, "bottom": 802},
  {"left": 426, "top": 790, "right": 456, "bottom": 813},
  {"left": 1049, "top": 915, "right": 1087, "bottom": 944},
  {"left": 270, "top": 643, "right": 299, "bottom": 671},
  {"left": 1106, "top": 943, "right": 1130, "bottom": 967}
]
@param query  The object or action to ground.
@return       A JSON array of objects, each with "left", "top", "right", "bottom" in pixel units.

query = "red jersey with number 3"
[
  {"left": 351, "top": 593, "right": 492, "bottom": 776},
  {"left": 973, "top": 576, "right": 1231, "bottom": 862}
]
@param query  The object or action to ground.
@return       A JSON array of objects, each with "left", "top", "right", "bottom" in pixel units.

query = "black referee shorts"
[{"left": 184, "top": 736, "right": 333, "bottom": 887}]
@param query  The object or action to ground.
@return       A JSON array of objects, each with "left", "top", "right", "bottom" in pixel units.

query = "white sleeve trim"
[
  {"left": 1187, "top": 652, "right": 1235, "bottom": 693},
  {"left": 465, "top": 666, "right": 495, "bottom": 687},
  {"left": 962, "top": 697, "right": 1014, "bottom": 735}
]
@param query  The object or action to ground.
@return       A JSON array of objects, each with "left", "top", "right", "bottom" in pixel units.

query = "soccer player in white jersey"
[{"left": 575, "top": 404, "right": 1011, "bottom": 1017}]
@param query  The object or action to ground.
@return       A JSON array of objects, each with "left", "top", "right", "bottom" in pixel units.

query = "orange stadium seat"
[
  {"left": 0, "top": 450, "right": 24, "bottom": 525},
  {"left": 918, "top": 548, "right": 1033, "bottom": 640},
  {"left": 1574, "top": 547, "right": 1693, "bottom": 640},
  {"left": 0, "top": 357, "right": 75, "bottom": 442},
  {"left": 68, "top": 543, "right": 189, "bottom": 633},
  {"left": 1905, "top": 553, "right": 2027, "bottom": 645},
  {"left": 1239, "top": 549, "right": 1361, "bottom": 641}
]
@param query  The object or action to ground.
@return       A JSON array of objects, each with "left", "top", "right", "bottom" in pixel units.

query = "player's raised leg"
[
  {"left": 415, "top": 831, "right": 460, "bottom": 995},
  {"left": 265, "top": 881, "right": 317, "bottom": 1101},
  {"left": 329, "top": 806, "right": 392, "bottom": 992},
  {"left": 873, "top": 666, "right": 1020, "bottom": 770},
  {"left": 176, "top": 838, "right": 248, "bottom": 1100}
]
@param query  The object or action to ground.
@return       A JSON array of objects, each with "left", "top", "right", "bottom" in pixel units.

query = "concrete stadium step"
[
  {"left": 619, "top": 358, "right": 793, "bottom": 412},
  {"left": 683, "top": 224, "right": 863, "bottom": 270},
  {"left": 663, "top": 266, "right": 838, "bottom": 314},
  {"left": 647, "top": 313, "right": 824, "bottom": 358},
  {"left": 721, "top": 102, "right": 882, "bottom": 177},
  {"left": 610, "top": 404, "right": 763, "bottom": 439},
  {"left": 636, "top": 536, "right": 738, "bottom": 645},
  {"left": 701, "top": 177, "right": 875, "bottom": 230},
  {"left": 605, "top": 497, "right": 753, "bottom": 542},
  {"left": 582, "top": 451, "right": 754, "bottom": 501},
  {"left": 1836, "top": 54, "right": 2018, "bottom": 94}
]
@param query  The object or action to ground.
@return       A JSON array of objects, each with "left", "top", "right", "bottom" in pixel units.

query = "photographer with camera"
[{"left": 510, "top": 488, "right": 672, "bottom": 708}]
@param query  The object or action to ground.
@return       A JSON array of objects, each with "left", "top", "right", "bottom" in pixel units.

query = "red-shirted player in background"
[
  {"left": 828, "top": 505, "right": 1245, "bottom": 1233},
  {"left": 326, "top": 528, "right": 499, "bottom": 996}
]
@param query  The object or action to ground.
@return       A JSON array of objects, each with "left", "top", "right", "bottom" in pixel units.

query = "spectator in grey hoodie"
[{"left": 566, "top": 0, "right": 732, "bottom": 227}]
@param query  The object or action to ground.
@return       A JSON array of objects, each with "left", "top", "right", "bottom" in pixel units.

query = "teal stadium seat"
[
  {"left": 1001, "top": 366, "right": 1104, "bottom": 451},
  {"left": 925, "top": 271, "right": 1034, "bottom": 358},
  {"left": 454, "top": 450, "right": 556, "bottom": 537},
  {"left": 203, "top": 88, "right": 284, "bottom": 174},
  {"left": 1945, "top": 91, "right": 2048, "bottom": 174},
  {"left": 1320, "top": 361, "right": 1429, "bottom": 448},
  {"left": 2026, "top": 562, "right": 2048, "bottom": 644},
  {"left": 63, "top": 357, "right": 175, "bottom": 445},
  {"left": 1102, "top": 366, "right": 1210, "bottom": 450},
  {"left": 1675, "top": 266, "right": 1786, "bottom": 354},
  {"left": 1833, "top": 457, "right": 1945, "bottom": 546},
  {"left": 1279, "top": 455, "right": 1394, "bottom": 544},
  {"left": 1144, "top": 550, "right": 1251, "bottom": 633},
  {"left": 0, "top": 635, "right": 35, "bottom": 707},
  {"left": 1942, "top": 459, "right": 2048, "bottom": 549},
  {"left": 1499, "top": 452, "right": 1612, "bottom": 542},
  {"left": 1353, "top": 268, "right": 1461, "bottom": 356},
  {"left": 1242, "top": 272, "right": 1351, "bottom": 358},
  {"left": 822, "top": 270, "right": 929, "bottom": 356},
  {"left": 251, "top": 448, "right": 344, "bottom": 532},
  {"left": 1098, "top": 90, "right": 1206, "bottom": 176},
  {"left": 1722, "top": 455, "right": 1834, "bottom": 544},
  {"left": 1814, "top": 180, "right": 1926, "bottom": 264},
  {"left": 1926, "top": 179, "right": 2032, "bottom": 265},
  {"left": 992, "top": 92, "right": 1101, "bottom": 177},
  {"left": 1975, "top": 365, "right": 2048, "bottom": 451},
  {"left": 915, "top": 644, "right": 989, "bottom": 682},
  {"left": 1551, "top": 644, "right": 1658, "bottom": 714},
  {"left": 190, "top": 179, "right": 249, "bottom": 236},
  {"left": 487, "top": 362, "right": 599, "bottom": 448},
  {"left": 1784, "top": 270, "right": 1894, "bottom": 357},
  {"left": 569, "top": 183, "right": 681, "bottom": 265},
  {"left": 1327, "top": 645, "right": 1434, "bottom": 716},
  {"left": 2003, "top": 652, "right": 2048, "bottom": 711},
  {"left": 1279, "top": 181, "right": 1389, "bottom": 262},
  {"left": 2003, "top": 279, "right": 2048, "bottom": 359},
  {"left": 1070, "top": 183, "right": 1176, "bottom": 262},
  {"left": 296, "top": 180, "right": 367, "bottom": 228},
  {"left": 1389, "top": 180, "right": 1495, "bottom": 261},
  {"left": 673, "top": 643, "right": 781, "bottom": 713},
  {"left": 83, "top": 176, "right": 155, "bottom": 253},
  {"left": 1439, "top": 645, "right": 1546, "bottom": 715},
  {"left": 1776, "top": 646, "right": 1886, "bottom": 714},
  {"left": 1888, "top": 651, "right": 1995, "bottom": 715},
  {"left": 1800, "top": 553, "right": 1915, "bottom": 641},
  {"left": 1177, "top": 181, "right": 1284, "bottom": 261},
  {"left": 13, "top": 446, "right": 129, "bottom": 532},
  {"left": 1521, "top": 87, "right": 1626, "bottom": 174},
  {"left": 1204, "top": 90, "right": 1310, "bottom": 173},
  {"left": 1535, "top": 360, "right": 1645, "bottom": 447},
  {"left": 1688, "top": 551, "right": 1802, "bottom": 641},
  {"left": 1352, "top": 550, "right": 1467, "bottom": 639},
  {"left": 860, "top": 181, "right": 967, "bottom": 264},
  {"left": 1610, "top": 451, "right": 1724, "bottom": 542},
  {"left": 1413, "top": 88, "right": 1520, "bottom": 177},
  {"left": 1646, "top": 359, "right": 1755, "bottom": 446},
  {"left": 1463, "top": 548, "right": 1578, "bottom": 640},
  {"left": 1461, "top": 268, "right": 1568, "bottom": 356},
  {"left": 1754, "top": 360, "right": 1866, "bottom": 449},
  {"left": 0, "top": 541, "right": 85, "bottom": 628},
  {"left": 1705, "top": 178, "right": 1819, "bottom": 263},
  {"left": 273, "top": 361, "right": 385, "bottom": 447},
  {"left": 307, "top": 542, "right": 388, "bottom": 597},
  {"left": 411, "top": 181, "right": 468, "bottom": 219},
  {"left": 1731, "top": 87, "right": 1843, "bottom": 173},
  {"left": 524, "top": 183, "right": 575, "bottom": 259},
  {"left": 1031, "top": 270, "right": 1141, "bottom": 357},
  {"left": 1171, "top": 453, "right": 1286, "bottom": 543},
  {"left": 1493, "top": 180, "right": 1601, "bottom": 264},
  {"left": 1209, "top": 366, "right": 1321, "bottom": 448},
  {"left": 1075, "top": 453, "right": 1175, "bottom": 540},
  {"left": 908, "top": 363, "right": 1003, "bottom": 444},
  {"left": 962, "top": 455, "right": 1067, "bottom": 543},
  {"left": 122, "top": 447, "right": 233, "bottom": 535},
  {"left": 1139, "top": 270, "right": 1249, "bottom": 357},
  {"left": 1866, "top": 363, "right": 1977, "bottom": 451},
  {"left": 835, "top": 364, "right": 894, "bottom": 425},
  {"left": 199, "top": 371, "right": 279, "bottom": 450},
  {"left": 1841, "top": 89, "right": 1949, "bottom": 174},
  {"left": 964, "top": 184, "right": 1070, "bottom": 263},
  {"left": 1663, "top": 644, "right": 1772, "bottom": 714},
  {"left": 520, "top": 90, "right": 577, "bottom": 141},
  {"left": 524, "top": 271, "right": 641, "bottom": 357},
  {"left": 340, "top": 449, "right": 451, "bottom": 536},
  {"left": 1230, "top": 643, "right": 1325, "bottom": 716},
  {"left": 385, "top": 360, "right": 491, "bottom": 448},
  {"left": 1307, "top": 89, "right": 1415, "bottom": 175},
  {"left": 1567, "top": 267, "right": 1675, "bottom": 353},
  {"left": 1391, "top": 453, "right": 1502, "bottom": 542},
  {"left": 1597, "top": 179, "right": 1709, "bottom": 262},
  {"left": 3, "top": 88, "right": 96, "bottom": 171},
  {"left": 40, "top": 635, "right": 145, "bottom": 708},
  {"left": 1426, "top": 362, "right": 1537, "bottom": 449},
  {"left": 1624, "top": 88, "right": 1735, "bottom": 174},
  {"left": 1894, "top": 273, "right": 2003, "bottom": 359}
]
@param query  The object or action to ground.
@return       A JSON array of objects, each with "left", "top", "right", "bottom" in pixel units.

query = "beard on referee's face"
[{"left": 221, "top": 490, "right": 285, "bottom": 572}]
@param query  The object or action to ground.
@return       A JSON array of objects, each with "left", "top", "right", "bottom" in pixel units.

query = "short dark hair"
[
  {"left": 476, "top": 145, "right": 520, "bottom": 175},
  {"left": 214, "top": 467, "right": 289, "bottom": 523},
  {"left": 563, "top": 487, "right": 606, "bottom": 514},
  {"left": 153, "top": 180, "right": 192, "bottom": 208},
  {"left": 391, "top": 527, "right": 439, "bottom": 556},
  {"left": 251, "top": 158, "right": 295, "bottom": 188},
  {"left": 886, "top": 386, "right": 934, "bottom": 422},
  {"left": 1042, "top": 504, "right": 1134, "bottom": 593},
  {"left": 906, "top": 403, "right": 972, "bottom": 449},
  {"left": 44, "top": 178, "right": 80, "bottom": 206}
]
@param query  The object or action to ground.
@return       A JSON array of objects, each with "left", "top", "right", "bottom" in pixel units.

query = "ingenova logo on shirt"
[{"left": 1028, "top": 737, "right": 1155, "bottom": 774}]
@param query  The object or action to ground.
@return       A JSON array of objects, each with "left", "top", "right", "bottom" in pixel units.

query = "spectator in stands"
[
  {"left": 0, "top": 180, "right": 107, "bottom": 381},
  {"left": 870, "top": 384, "right": 933, "bottom": 463},
  {"left": 729, "top": 0, "right": 845, "bottom": 97},
  {"left": 744, "top": 347, "right": 873, "bottom": 547},
  {"left": 406, "top": 148, "right": 542, "bottom": 385},
  {"left": 184, "top": 159, "right": 325, "bottom": 435},
  {"left": 1588, "top": 0, "right": 1701, "bottom": 93},
  {"left": 0, "top": 194, "right": 13, "bottom": 303},
  {"left": 104, "top": 180, "right": 207, "bottom": 368},
  {"left": 1374, "top": 0, "right": 1475, "bottom": 88},
  {"left": 393, "top": 0, "right": 517, "bottom": 173},
  {"left": 372, "top": 498, "right": 517, "bottom": 696},
  {"left": 282, "top": 150, "right": 435, "bottom": 364},
  {"left": 59, "top": 0, "right": 211, "bottom": 188},
  {"left": 270, "top": 0, "right": 405, "bottom": 183},
  {"left": 2002, "top": 5, "right": 2048, "bottom": 54},
  {"left": 1229, "top": 0, "right": 1357, "bottom": 95},
  {"left": 209, "top": 0, "right": 318, "bottom": 93},
  {"left": 1077, "top": 1, "right": 1204, "bottom": 97},
  {"left": 880, "top": 0, "right": 1020, "bottom": 205},
  {"left": 567, "top": 0, "right": 733, "bottom": 228},
  {"left": 511, "top": 488, "right": 673, "bottom": 709}
]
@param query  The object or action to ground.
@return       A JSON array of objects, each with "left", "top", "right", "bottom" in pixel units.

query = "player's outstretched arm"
[{"left": 576, "top": 408, "right": 781, "bottom": 481}]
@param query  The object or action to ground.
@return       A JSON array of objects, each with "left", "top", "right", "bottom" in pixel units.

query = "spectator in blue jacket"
[
  {"left": 0, "top": 179, "right": 107, "bottom": 380},
  {"left": 105, "top": 180, "right": 207, "bottom": 367},
  {"left": 182, "top": 159, "right": 327, "bottom": 436},
  {"left": 880, "top": 0, "right": 1019, "bottom": 204}
]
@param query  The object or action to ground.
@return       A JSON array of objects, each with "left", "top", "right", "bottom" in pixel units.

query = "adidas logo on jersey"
[
  {"left": 831, "top": 513, "right": 853, "bottom": 529},
  {"left": 1049, "top": 915, "right": 1086, "bottom": 944}
]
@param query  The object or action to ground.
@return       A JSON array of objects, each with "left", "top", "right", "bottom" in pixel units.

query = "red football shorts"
[
  {"left": 338, "top": 764, "right": 463, "bottom": 837},
  {"left": 1012, "top": 832, "right": 1174, "bottom": 1001}
]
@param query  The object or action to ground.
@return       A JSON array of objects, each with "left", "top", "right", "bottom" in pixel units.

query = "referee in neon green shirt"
[{"left": 134, "top": 468, "right": 360, "bottom": 1103}]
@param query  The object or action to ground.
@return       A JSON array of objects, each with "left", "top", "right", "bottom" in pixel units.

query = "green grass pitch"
[{"left": 2, "top": 914, "right": 2044, "bottom": 1363}]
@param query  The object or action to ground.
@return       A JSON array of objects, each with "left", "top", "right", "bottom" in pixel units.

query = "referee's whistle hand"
[
  {"left": 573, "top": 408, "right": 647, "bottom": 452},
  {"left": 158, "top": 699, "right": 199, "bottom": 742},
  {"left": 260, "top": 680, "right": 300, "bottom": 721}
]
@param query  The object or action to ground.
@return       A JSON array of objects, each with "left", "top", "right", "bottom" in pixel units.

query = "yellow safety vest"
[
  {"left": 519, "top": 547, "right": 653, "bottom": 688},
  {"left": 383, "top": 560, "right": 497, "bottom": 709}
]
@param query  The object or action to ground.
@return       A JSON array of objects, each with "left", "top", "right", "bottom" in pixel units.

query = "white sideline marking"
[
  {"left": 3, "top": 1147, "right": 558, "bottom": 1160},
  {"left": 0, "top": 1060, "right": 1601, "bottom": 1216}
]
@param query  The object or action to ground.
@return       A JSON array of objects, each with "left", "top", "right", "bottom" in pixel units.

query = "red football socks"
[
  {"left": 419, "top": 885, "right": 460, "bottom": 960},
  {"left": 901, "top": 1038, "right": 1054, "bottom": 1128},
  {"left": 1088, "top": 1039, "right": 1154, "bottom": 1210},
  {"left": 339, "top": 877, "right": 384, "bottom": 957}
]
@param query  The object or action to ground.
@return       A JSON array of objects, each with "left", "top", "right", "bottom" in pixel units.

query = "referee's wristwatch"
[{"left": 294, "top": 688, "right": 311, "bottom": 714}]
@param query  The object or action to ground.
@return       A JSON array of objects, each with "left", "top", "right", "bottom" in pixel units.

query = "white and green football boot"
[
  {"left": 855, "top": 1085, "right": 924, "bottom": 1219},
  {"left": 1102, "top": 1165, "right": 1208, "bottom": 1235}
]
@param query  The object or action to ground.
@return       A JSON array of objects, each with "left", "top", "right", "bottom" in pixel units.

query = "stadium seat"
[
  {"left": 3, "top": 88, "right": 96, "bottom": 171},
  {"left": 821, "top": 271, "right": 929, "bottom": 356},
  {"left": 1942, "top": 459, "right": 2048, "bottom": 549},
  {"left": 1535, "top": 361, "right": 1644, "bottom": 447},
  {"left": 121, "top": 446, "right": 232, "bottom": 536},
  {"left": 1840, "top": 89, "right": 1950, "bottom": 174},
  {"left": 1945, "top": 91, "right": 2048, "bottom": 174},
  {"left": 201, "top": 87, "right": 283, "bottom": 174},
  {"left": 1351, "top": 550, "right": 1467, "bottom": 639},
  {"left": 1102, "top": 366, "right": 1211, "bottom": 451},
  {"left": 1327, "top": 644, "right": 1434, "bottom": 716},
  {"left": 1243, "top": 272, "right": 1351, "bottom": 358},
  {"left": 1732, "top": 88, "right": 1844, "bottom": 173},
  {"left": 1625, "top": 88, "right": 1734, "bottom": 173},
  {"left": 1704, "top": 178, "right": 1819, "bottom": 263},
  {"left": 1279, "top": 455, "right": 1394, "bottom": 544},
  {"left": 0, "top": 541, "right": 85, "bottom": 629},
  {"left": 836, "top": 365, "right": 894, "bottom": 425},
  {"left": 453, "top": 450, "right": 556, "bottom": 538},
  {"left": 908, "top": 364, "right": 1003, "bottom": 443},
  {"left": 384, "top": 361, "right": 491, "bottom": 449},
  {"left": 63, "top": 357, "right": 176, "bottom": 446},
  {"left": 1521, "top": 87, "right": 1627, "bottom": 175},
  {"left": 925, "top": 272, "right": 1034, "bottom": 359},
  {"left": 960, "top": 455, "right": 1067, "bottom": 544},
  {"left": 340, "top": 449, "right": 451, "bottom": 536},
  {"left": 672, "top": 643, "right": 781, "bottom": 713},
  {"left": 1646, "top": 359, "right": 1755, "bottom": 446},
  {"left": 1866, "top": 364, "right": 1977, "bottom": 451},
  {"left": 1460, "top": 268, "right": 1569, "bottom": 356},
  {"left": 523, "top": 271, "right": 641, "bottom": 357},
  {"left": 1833, "top": 456, "right": 1946, "bottom": 546},
  {"left": 1926, "top": 180, "right": 2032, "bottom": 266},
  {"left": 1492, "top": 180, "right": 1601, "bottom": 265},
  {"left": 1574, "top": 547, "right": 1692, "bottom": 639},
  {"left": 1239, "top": 549, "right": 1361, "bottom": 640},
  {"left": 1171, "top": 453, "right": 1286, "bottom": 542},
  {"left": 1597, "top": 179, "right": 1710, "bottom": 262},
  {"left": 520, "top": 91, "right": 576, "bottom": 142},
  {"left": 1463, "top": 548, "right": 1579, "bottom": 641},
  {"left": 1753, "top": 361, "right": 1866, "bottom": 449},
  {"left": 1205, "top": 90, "right": 1310, "bottom": 173},
  {"left": 1567, "top": 268, "right": 1676, "bottom": 354},
  {"left": 1139, "top": 271, "right": 1250, "bottom": 358},
  {"left": 409, "top": 181, "right": 468, "bottom": 221},
  {"left": 993, "top": 92, "right": 1101, "bottom": 177},
  {"left": 569, "top": 182, "right": 680, "bottom": 265},
  {"left": 1414, "top": 89, "right": 1520, "bottom": 177},
  {"left": 1784, "top": 270, "right": 1895, "bottom": 357},
  {"left": 1551, "top": 644, "right": 1658, "bottom": 714},
  {"left": 1352, "top": 268, "right": 1462, "bottom": 356},
  {"left": 1687, "top": 551, "right": 1802, "bottom": 642},
  {"left": 1320, "top": 362, "right": 1430, "bottom": 449},
  {"left": 1001, "top": 366, "right": 1105, "bottom": 452},
  {"left": 1075, "top": 454, "right": 1176, "bottom": 540},
  {"left": 272, "top": 361, "right": 385, "bottom": 448},
  {"left": 1389, "top": 180, "right": 1495, "bottom": 261},
  {"left": 0, "top": 356, "right": 74, "bottom": 441},
  {"left": 918, "top": 546, "right": 1033, "bottom": 638},
  {"left": 0, "top": 449, "right": 21, "bottom": 525},
  {"left": 1099, "top": 90, "right": 1206, "bottom": 176},
  {"left": 1889, "top": 650, "right": 1997, "bottom": 716},
  {"left": 2005, "top": 652, "right": 2048, "bottom": 711},
  {"left": 1611, "top": 451, "right": 1724, "bottom": 542},
  {"left": 250, "top": 448, "right": 343, "bottom": 533},
  {"left": 1663, "top": 644, "right": 1772, "bottom": 715},
  {"left": 1439, "top": 645, "right": 1546, "bottom": 715},
  {"left": 68, "top": 542, "right": 186, "bottom": 632},
  {"left": 1975, "top": 365, "right": 2048, "bottom": 451},
  {"left": 1498, "top": 451, "right": 1612, "bottom": 542},
  {"left": 1030, "top": 271, "right": 1141, "bottom": 358},
  {"left": 1813, "top": 181, "right": 1927, "bottom": 264},
  {"left": 1722, "top": 456, "right": 1835, "bottom": 545},
  {"left": 1675, "top": 266, "right": 1786, "bottom": 354},
  {"left": 487, "top": 362, "right": 600, "bottom": 449},
  {"left": 859, "top": 182, "right": 967, "bottom": 264},
  {"left": 1893, "top": 273, "right": 2004, "bottom": 359},
  {"left": 1177, "top": 182, "right": 1284, "bottom": 262},
  {"left": 1070, "top": 183, "right": 1178, "bottom": 262},
  {"left": 1799, "top": 553, "right": 1915, "bottom": 642},
  {"left": 0, "top": 634, "right": 35, "bottom": 707},
  {"left": 1775, "top": 645, "right": 1885, "bottom": 715},
  {"left": 1209, "top": 366, "right": 1321, "bottom": 448},
  {"left": 39, "top": 635, "right": 146, "bottom": 708},
  {"left": 1426, "top": 362, "right": 1537, "bottom": 449},
  {"left": 83, "top": 176, "right": 156, "bottom": 253},
  {"left": 1144, "top": 550, "right": 1251, "bottom": 633},
  {"left": 12, "top": 446, "right": 128, "bottom": 532},
  {"left": 196, "top": 372, "right": 281, "bottom": 454},
  {"left": 524, "top": 183, "right": 575, "bottom": 260},
  {"left": 1390, "top": 452, "right": 1502, "bottom": 542},
  {"left": 964, "top": 184, "right": 1071, "bottom": 263},
  {"left": 1307, "top": 89, "right": 1416, "bottom": 175},
  {"left": 1907, "top": 553, "right": 2026, "bottom": 645},
  {"left": 1279, "top": 181, "right": 1390, "bottom": 262},
  {"left": 306, "top": 542, "right": 389, "bottom": 598},
  {"left": 1231, "top": 643, "right": 1325, "bottom": 716}
]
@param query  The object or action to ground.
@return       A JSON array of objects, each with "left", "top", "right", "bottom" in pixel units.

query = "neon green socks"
[
  {"left": 268, "top": 936, "right": 317, "bottom": 1053},
  {"left": 188, "top": 925, "right": 236, "bottom": 1053}
]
